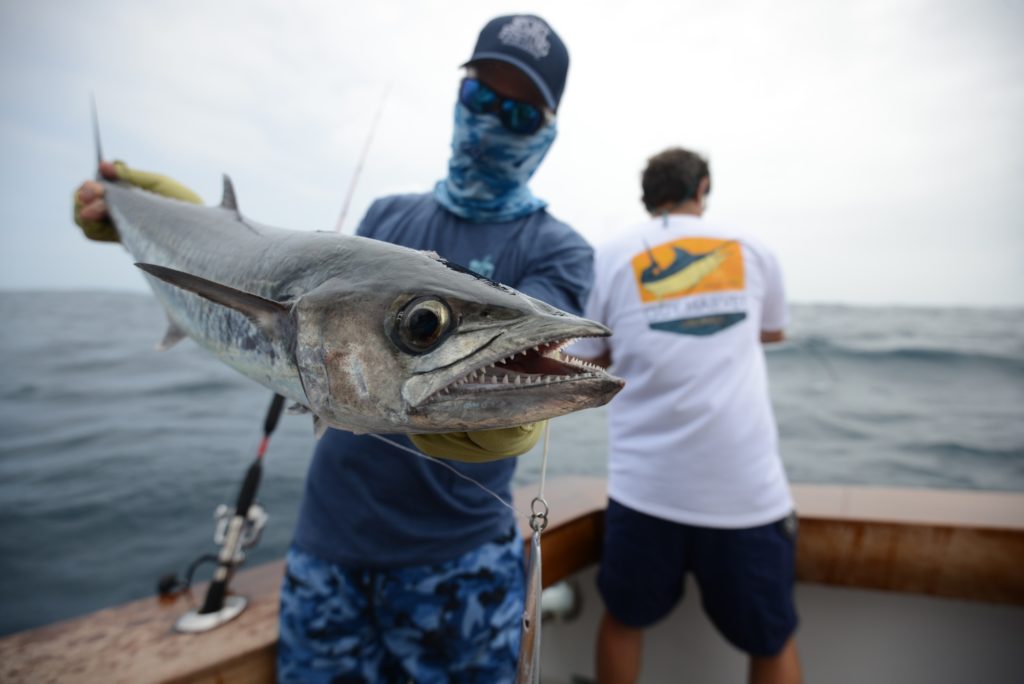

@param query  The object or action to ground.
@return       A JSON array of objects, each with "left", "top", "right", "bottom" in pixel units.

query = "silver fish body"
[{"left": 101, "top": 179, "right": 623, "bottom": 434}]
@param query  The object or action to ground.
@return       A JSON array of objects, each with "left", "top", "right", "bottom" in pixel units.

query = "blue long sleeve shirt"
[{"left": 291, "top": 193, "right": 593, "bottom": 567}]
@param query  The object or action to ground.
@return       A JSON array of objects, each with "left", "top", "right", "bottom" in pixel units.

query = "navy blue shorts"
[{"left": 598, "top": 498, "right": 798, "bottom": 657}]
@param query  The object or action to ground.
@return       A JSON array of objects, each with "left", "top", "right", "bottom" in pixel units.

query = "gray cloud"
[{"left": 1, "top": 0, "right": 1021, "bottom": 306}]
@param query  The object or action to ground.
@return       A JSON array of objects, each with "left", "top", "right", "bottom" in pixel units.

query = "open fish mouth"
[{"left": 425, "top": 337, "right": 610, "bottom": 402}]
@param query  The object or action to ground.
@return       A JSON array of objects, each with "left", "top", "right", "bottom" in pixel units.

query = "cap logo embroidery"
[{"left": 498, "top": 17, "right": 551, "bottom": 59}]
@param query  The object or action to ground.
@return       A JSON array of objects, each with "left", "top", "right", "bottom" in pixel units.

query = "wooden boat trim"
[{"left": 1, "top": 477, "right": 1021, "bottom": 683}]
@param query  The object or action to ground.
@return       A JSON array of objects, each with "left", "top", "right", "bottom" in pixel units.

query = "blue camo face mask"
[{"left": 433, "top": 102, "right": 557, "bottom": 223}]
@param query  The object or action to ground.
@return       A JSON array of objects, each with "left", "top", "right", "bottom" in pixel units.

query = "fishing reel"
[
  {"left": 157, "top": 394, "right": 285, "bottom": 633},
  {"left": 171, "top": 499, "right": 270, "bottom": 633},
  {"left": 212, "top": 501, "right": 269, "bottom": 564},
  {"left": 156, "top": 501, "right": 270, "bottom": 600}
]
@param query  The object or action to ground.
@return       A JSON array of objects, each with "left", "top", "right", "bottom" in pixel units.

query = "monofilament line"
[
  {"left": 538, "top": 420, "right": 551, "bottom": 502},
  {"left": 368, "top": 433, "right": 525, "bottom": 520},
  {"left": 368, "top": 424, "right": 555, "bottom": 523}
]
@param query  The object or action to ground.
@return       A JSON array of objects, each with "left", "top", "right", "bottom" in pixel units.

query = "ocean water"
[{"left": 1, "top": 291, "right": 1022, "bottom": 635}]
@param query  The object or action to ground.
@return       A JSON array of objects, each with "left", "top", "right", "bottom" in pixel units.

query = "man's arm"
[
  {"left": 759, "top": 244, "right": 788, "bottom": 344},
  {"left": 514, "top": 231, "right": 594, "bottom": 316}
]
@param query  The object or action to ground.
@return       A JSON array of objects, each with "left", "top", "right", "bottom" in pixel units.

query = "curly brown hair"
[{"left": 641, "top": 147, "right": 711, "bottom": 213}]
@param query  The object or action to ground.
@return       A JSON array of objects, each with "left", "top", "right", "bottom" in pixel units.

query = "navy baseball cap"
[{"left": 463, "top": 14, "right": 569, "bottom": 111}]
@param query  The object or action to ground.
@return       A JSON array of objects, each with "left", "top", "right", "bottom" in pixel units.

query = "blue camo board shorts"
[
  {"left": 598, "top": 498, "right": 799, "bottom": 657},
  {"left": 278, "top": 528, "right": 525, "bottom": 684}
]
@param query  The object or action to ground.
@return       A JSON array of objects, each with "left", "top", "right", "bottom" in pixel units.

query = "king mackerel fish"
[{"left": 100, "top": 176, "right": 623, "bottom": 436}]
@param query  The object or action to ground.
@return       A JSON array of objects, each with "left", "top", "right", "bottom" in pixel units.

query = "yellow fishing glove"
[
  {"left": 73, "top": 195, "right": 120, "bottom": 242},
  {"left": 410, "top": 422, "right": 545, "bottom": 463},
  {"left": 72, "top": 161, "right": 203, "bottom": 242}
]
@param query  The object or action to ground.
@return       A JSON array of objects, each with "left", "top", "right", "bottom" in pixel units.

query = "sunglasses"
[{"left": 458, "top": 78, "right": 548, "bottom": 135}]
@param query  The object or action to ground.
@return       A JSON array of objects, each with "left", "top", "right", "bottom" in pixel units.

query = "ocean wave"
[
  {"left": 906, "top": 440, "right": 1024, "bottom": 460},
  {"left": 771, "top": 336, "right": 1024, "bottom": 370}
]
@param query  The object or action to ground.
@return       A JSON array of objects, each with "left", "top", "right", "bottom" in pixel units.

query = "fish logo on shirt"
[
  {"left": 632, "top": 237, "right": 747, "bottom": 336},
  {"left": 634, "top": 238, "right": 743, "bottom": 302}
]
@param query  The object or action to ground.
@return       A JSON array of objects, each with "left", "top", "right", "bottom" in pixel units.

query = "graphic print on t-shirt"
[
  {"left": 631, "top": 237, "right": 747, "bottom": 336},
  {"left": 468, "top": 254, "right": 496, "bottom": 278}
]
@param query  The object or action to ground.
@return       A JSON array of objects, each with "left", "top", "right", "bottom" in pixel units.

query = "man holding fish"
[{"left": 74, "top": 13, "right": 589, "bottom": 684}]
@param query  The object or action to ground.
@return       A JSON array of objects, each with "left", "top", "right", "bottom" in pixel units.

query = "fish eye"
[{"left": 395, "top": 297, "right": 452, "bottom": 353}]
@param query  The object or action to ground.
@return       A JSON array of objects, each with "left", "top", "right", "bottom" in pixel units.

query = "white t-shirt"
[{"left": 573, "top": 214, "right": 793, "bottom": 528}]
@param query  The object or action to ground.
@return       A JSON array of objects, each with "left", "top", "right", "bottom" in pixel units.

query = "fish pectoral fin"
[
  {"left": 156, "top": 317, "right": 187, "bottom": 351},
  {"left": 135, "top": 263, "right": 291, "bottom": 336}
]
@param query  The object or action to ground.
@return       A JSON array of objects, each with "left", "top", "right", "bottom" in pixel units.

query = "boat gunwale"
[{"left": 2, "top": 477, "right": 1022, "bottom": 683}]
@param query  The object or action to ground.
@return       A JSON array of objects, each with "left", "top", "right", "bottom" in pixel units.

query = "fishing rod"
[
  {"left": 333, "top": 83, "right": 391, "bottom": 233},
  {"left": 165, "top": 393, "right": 285, "bottom": 633},
  {"left": 90, "top": 94, "right": 103, "bottom": 171}
]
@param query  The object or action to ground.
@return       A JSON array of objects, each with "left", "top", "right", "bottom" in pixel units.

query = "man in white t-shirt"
[{"left": 572, "top": 147, "right": 802, "bottom": 683}]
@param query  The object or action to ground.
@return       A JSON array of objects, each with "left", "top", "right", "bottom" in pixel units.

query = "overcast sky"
[{"left": 1, "top": 0, "right": 1021, "bottom": 307}]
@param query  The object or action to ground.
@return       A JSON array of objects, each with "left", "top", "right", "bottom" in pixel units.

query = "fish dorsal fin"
[
  {"left": 156, "top": 317, "right": 187, "bottom": 351},
  {"left": 220, "top": 174, "right": 240, "bottom": 215},
  {"left": 135, "top": 262, "right": 290, "bottom": 337}
]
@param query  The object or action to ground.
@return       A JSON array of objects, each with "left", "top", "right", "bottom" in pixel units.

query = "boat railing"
[{"left": 1, "top": 476, "right": 1021, "bottom": 683}]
